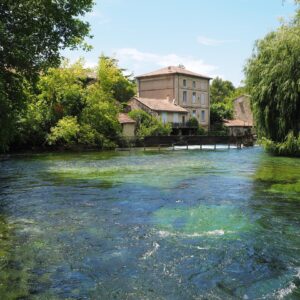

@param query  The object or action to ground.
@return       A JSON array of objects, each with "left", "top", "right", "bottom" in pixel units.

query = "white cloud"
[
  {"left": 114, "top": 48, "right": 218, "bottom": 77},
  {"left": 197, "top": 36, "right": 236, "bottom": 46}
]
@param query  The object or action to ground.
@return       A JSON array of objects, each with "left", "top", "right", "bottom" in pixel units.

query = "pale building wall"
[
  {"left": 157, "top": 111, "right": 187, "bottom": 123},
  {"left": 233, "top": 96, "right": 253, "bottom": 124},
  {"left": 122, "top": 124, "right": 135, "bottom": 137},
  {"left": 138, "top": 75, "right": 175, "bottom": 100},
  {"left": 175, "top": 75, "right": 210, "bottom": 127},
  {"left": 137, "top": 73, "right": 211, "bottom": 129}
]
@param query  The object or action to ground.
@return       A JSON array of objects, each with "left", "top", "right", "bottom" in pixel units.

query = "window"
[
  {"left": 183, "top": 91, "right": 187, "bottom": 104},
  {"left": 200, "top": 80, "right": 207, "bottom": 90},
  {"left": 201, "top": 110, "right": 206, "bottom": 122},
  {"left": 183, "top": 79, "right": 187, "bottom": 87},
  {"left": 173, "top": 113, "right": 179, "bottom": 123},
  {"left": 193, "top": 81, "right": 196, "bottom": 88},
  {"left": 200, "top": 93, "right": 207, "bottom": 105},
  {"left": 192, "top": 110, "right": 197, "bottom": 118},
  {"left": 192, "top": 92, "right": 196, "bottom": 103}
]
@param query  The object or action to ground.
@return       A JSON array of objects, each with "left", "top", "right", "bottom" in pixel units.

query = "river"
[{"left": 0, "top": 147, "right": 300, "bottom": 299}]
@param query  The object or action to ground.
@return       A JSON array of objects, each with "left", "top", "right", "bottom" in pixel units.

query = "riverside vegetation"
[{"left": 1, "top": 0, "right": 300, "bottom": 156}]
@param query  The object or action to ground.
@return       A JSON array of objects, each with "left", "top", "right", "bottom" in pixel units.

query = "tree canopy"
[
  {"left": 0, "top": 0, "right": 93, "bottom": 77},
  {"left": 98, "top": 55, "right": 136, "bottom": 103},
  {"left": 244, "top": 4, "right": 300, "bottom": 143},
  {"left": 210, "top": 77, "right": 235, "bottom": 104},
  {"left": 0, "top": 0, "right": 94, "bottom": 151}
]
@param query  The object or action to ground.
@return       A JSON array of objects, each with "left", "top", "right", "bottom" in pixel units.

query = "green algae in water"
[
  {"left": 154, "top": 205, "right": 253, "bottom": 238},
  {"left": 270, "top": 180, "right": 300, "bottom": 194},
  {"left": 255, "top": 154, "right": 300, "bottom": 195}
]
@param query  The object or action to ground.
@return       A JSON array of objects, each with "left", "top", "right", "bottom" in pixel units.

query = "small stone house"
[
  {"left": 128, "top": 97, "right": 188, "bottom": 124},
  {"left": 224, "top": 95, "right": 254, "bottom": 136},
  {"left": 118, "top": 113, "right": 136, "bottom": 137}
]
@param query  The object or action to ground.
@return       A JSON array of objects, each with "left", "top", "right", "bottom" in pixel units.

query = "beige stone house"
[
  {"left": 128, "top": 97, "right": 188, "bottom": 123},
  {"left": 224, "top": 95, "right": 254, "bottom": 136},
  {"left": 130, "top": 65, "right": 211, "bottom": 130},
  {"left": 118, "top": 113, "right": 136, "bottom": 137}
]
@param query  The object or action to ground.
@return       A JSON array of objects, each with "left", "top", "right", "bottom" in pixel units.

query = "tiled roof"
[
  {"left": 223, "top": 119, "right": 253, "bottom": 127},
  {"left": 118, "top": 113, "right": 136, "bottom": 124},
  {"left": 132, "top": 97, "right": 188, "bottom": 113},
  {"left": 136, "top": 66, "right": 212, "bottom": 79}
]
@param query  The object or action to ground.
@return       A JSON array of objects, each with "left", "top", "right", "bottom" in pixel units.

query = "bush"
[
  {"left": 47, "top": 116, "right": 80, "bottom": 146},
  {"left": 261, "top": 132, "right": 300, "bottom": 157},
  {"left": 186, "top": 117, "right": 199, "bottom": 127},
  {"left": 197, "top": 126, "right": 206, "bottom": 135}
]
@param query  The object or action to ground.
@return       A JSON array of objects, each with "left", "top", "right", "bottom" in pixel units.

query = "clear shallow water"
[{"left": 0, "top": 147, "right": 300, "bottom": 299}]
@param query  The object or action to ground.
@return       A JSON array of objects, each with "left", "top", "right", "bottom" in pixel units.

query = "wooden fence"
[{"left": 117, "top": 135, "right": 254, "bottom": 150}]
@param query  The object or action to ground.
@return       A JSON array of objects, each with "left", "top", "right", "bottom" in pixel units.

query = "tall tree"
[
  {"left": 210, "top": 77, "right": 235, "bottom": 104},
  {"left": 0, "top": 0, "right": 94, "bottom": 151},
  {"left": 244, "top": 3, "right": 300, "bottom": 142},
  {"left": 98, "top": 55, "right": 136, "bottom": 103}
]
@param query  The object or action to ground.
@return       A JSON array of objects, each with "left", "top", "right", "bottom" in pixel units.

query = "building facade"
[
  {"left": 224, "top": 95, "right": 254, "bottom": 136},
  {"left": 118, "top": 113, "right": 136, "bottom": 137},
  {"left": 135, "top": 66, "right": 211, "bottom": 129}
]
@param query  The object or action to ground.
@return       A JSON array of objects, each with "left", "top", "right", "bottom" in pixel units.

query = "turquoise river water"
[{"left": 0, "top": 147, "right": 300, "bottom": 299}]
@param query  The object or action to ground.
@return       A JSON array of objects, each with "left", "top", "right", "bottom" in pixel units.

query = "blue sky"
[{"left": 63, "top": 0, "right": 297, "bottom": 86}]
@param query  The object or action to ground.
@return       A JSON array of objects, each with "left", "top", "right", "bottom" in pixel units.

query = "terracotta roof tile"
[
  {"left": 131, "top": 97, "right": 188, "bottom": 113},
  {"left": 118, "top": 113, "right": 136, "bottom": 124},
  {"left": 136, "top": 66, "right": 212, "bottom": 79},
  {"left": 224, "top": 119, "right": 253, "bottom": 127}
]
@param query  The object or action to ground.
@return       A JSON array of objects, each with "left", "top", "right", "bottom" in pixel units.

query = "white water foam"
[
  {"left": 271, "top": 268, "right": 300, "bottom": 299},
  {"left": 171, "top": 144, "right": 239, "bottom": 151},
  {"left": 157, "top": 229, "right": 226, "bottom": 238},
  {"left": 142, "top": 242, "right": 160, "bottom": 259}
]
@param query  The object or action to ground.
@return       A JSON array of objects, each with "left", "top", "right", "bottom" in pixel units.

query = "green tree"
[
  {"left": 37, "top": 60, "right": 88, "bottom": 128},
  {"left": 244, "top": 7, "right": 300, "bottom": 143},
  {"left": 98, "top": 55, "right": 136, "bottom": 103},
  {"left": 0, "top": 0, "right": 93, "bottom": 151},
  {"left": 12, "top": 60, "right": 89, "bottom": 149},
  {"left": 210, "top": 102, "right": 233, "bottom": 124},
  {"left": 47, "top": 116, "right": 80, "bottom": 146},
  {"left": 81, "top": 84, "right": 121, "bottom": 146},
  {"left": 210, "top": 77, "right": 235, "bottom": 104}
]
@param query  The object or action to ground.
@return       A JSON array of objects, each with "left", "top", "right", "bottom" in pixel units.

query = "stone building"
[
  {"left": 118, "top": 113, "right": 136, "bottom": 137},
  {"left": 224, "top": 95, "right": 254, "bottom": 136},
  {"left": 131, "top": 65, "right": 211, "bottom": 130}
]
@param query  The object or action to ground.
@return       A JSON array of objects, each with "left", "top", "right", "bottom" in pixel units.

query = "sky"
[{"left": 62, "top": 0, "right": 297, "bottom": 86}]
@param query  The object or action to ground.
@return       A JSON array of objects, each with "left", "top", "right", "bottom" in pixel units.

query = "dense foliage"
[
  {"left": 128, "top": 110, "right": 172, "bottom": 138},
  {"left": 210, "top": 102, "right": 233, "bottom": 124},
  {"left": 0, "top": 0, "right": 94, "bottom": 151},
  {"left": 11, "top": 59, "right": 124, "bottom": 150},
  {"left": 244, "top": 3, "right": 300, "bottom": 148},
  {"left": 98, "top": 55, "right": 136, "bottom": 103},
  {"left": 261, "top": 132, "right": 300, "bottom": 157},
  {"left": 210, "top": 77, "right": 235, "bottom": 104}
]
